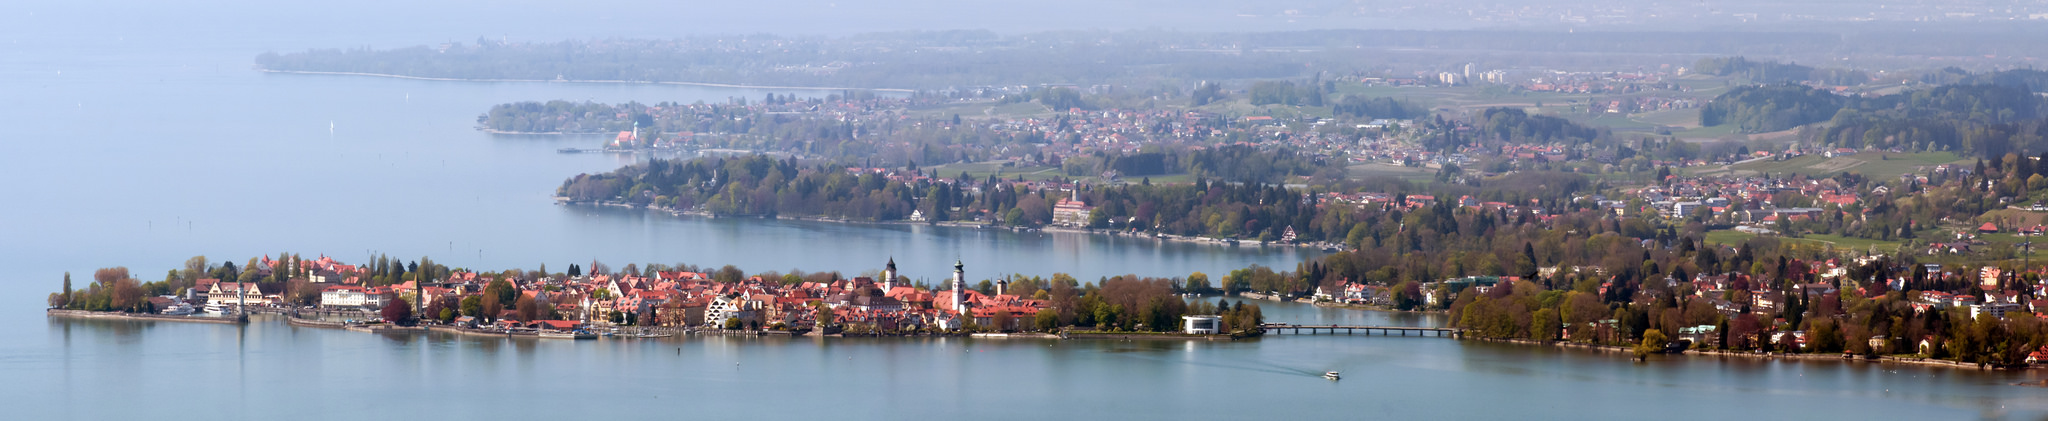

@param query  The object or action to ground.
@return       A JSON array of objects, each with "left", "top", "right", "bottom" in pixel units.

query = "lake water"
[
  {"left": 2, "top": 1, "right": 2044, "bottom": 419},
  {"left": 27, "top": 302, "right": 2048, "bottom": 420}
]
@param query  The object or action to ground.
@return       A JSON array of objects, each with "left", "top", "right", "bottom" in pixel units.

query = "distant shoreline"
[
  {"left": 556, "top": 199, "right": 1334, "bottom": 251},
  {"left": 255, "top": 69, "right": 916, "bottom": 92},
  {"left": 1466, "top": 336, "right": 2035, "bottom": 371},
  {"left": 481, "top": 128, "right": 583, "bottom": 135}
]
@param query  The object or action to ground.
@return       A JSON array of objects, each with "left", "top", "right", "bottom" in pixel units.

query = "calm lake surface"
[{"left": 1, "top": 1, "right": 2043, "bottom": 419}]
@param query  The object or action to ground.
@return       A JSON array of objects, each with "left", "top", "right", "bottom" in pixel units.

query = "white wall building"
[
  {"left": 320, "top": 286, "right": 369, "bottom": 308},
  {"left": 1183, "top": 315, "right": 1222, "bottom": 334},
  {"left": 206, "top": 282, "right": 275, "bottom": 306}
]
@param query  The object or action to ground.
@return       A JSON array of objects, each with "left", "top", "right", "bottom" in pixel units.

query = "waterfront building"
[
  {"left": 1182, "top": 315, "right": 1221, "bottom": 334},
  {"left": 320, "top": 285, "right": 369, "bottom": 308},
  {"left": 1053, "top": 199, "right": 1094, "bottom": 226},
  {"left": 206, "top": 282, "right": 277, "bottom": 306},
  {"left": 707, "top": 293, "right": 764, "bottom": 327}
]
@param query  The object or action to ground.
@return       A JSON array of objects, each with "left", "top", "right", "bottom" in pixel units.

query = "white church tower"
[
  {"left": 950, "top": 260, "right": 966, "bottom": 315},
  {"left": 882, "top": 257, "right": 897, "bottom": 291}
]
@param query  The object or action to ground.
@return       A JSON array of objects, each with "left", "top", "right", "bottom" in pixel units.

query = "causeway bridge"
[{"left": 1261, "top": 323, "right": 1461, "bottom": 338}]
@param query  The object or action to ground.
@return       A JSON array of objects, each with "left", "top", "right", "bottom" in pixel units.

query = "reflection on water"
[{"left": 24, "top": 314, "right": 2048, "bottom": 420}]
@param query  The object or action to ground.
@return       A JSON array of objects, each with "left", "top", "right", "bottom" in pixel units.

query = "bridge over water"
[{"left": 1261, "top": 323, "right": 1461, "bottom": 338}]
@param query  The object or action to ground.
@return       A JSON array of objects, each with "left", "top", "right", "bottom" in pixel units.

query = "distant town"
[{"left": 48, "top": 254, "right": 1266, "bottom": 340}]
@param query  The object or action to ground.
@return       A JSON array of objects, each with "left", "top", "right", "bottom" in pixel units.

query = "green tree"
[
  {"left": 1531, "top": 308, "right": 1561, "bottom": 341},
  {"left": 183, "top": 256, "right": 209, "bottom": 284},
  {"left": 1034, "top": 308, "right": 1060, "bottom": 332},
  {"left": 60, "top": 272, "right": 72, "bottom": 309},
  {"left": 1810, "top": 319, "right": 1845, "bottom": 353},
  {"left": 485, "top": 279, "right": 517, "bottom": 306},
  {"left": 814, "top": 302, "right": 836, "bottom": 327},
  {"left": 1635, "top": 329, "right": 1669, "bottom": 361},
  {"left": 1185, "top": 272, "right": 1211, "bottom": 293},
  {"left": 459, "top": 295, "right": 483, "bottom": 318}
]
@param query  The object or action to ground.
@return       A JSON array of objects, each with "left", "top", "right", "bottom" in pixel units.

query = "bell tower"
[
  {"left": 950, "top": 260, "right": 966, "bottom": 315},
  {"left": 882, "top": 257, "right": 897, "bottom": 291}
]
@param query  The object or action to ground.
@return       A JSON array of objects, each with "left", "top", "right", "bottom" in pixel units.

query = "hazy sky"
[{"left": 8, "top": 0, "right": 2039, "bottom": 58}]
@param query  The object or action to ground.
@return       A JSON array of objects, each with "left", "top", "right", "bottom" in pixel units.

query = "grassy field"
[
  {"left": 1631, "top": 108, "right": 1701, "bottom": 128},
  {"left": 1981, "top": 208, "right": 2048, "bottom": 229},
  {"left": 1347, "top": 163, "right": 1437, "bottom": 183},
  {"left": 927, "top": 161, "right": 1064, "bottom": 181},
  {"left": 926, "top": 160, "right": 1200, "bottom": 185},
  {"left": 910, "top": 101, "right": 1054, "bottom": 119},
  {"left": 1332, "top": 84, "right": 1466, "bottom": 102},
  {"left": 1683, "top": 151, "right": 1967, "bottom": 180},
  {"left": 1702, "top": 229, "right": 1756, "bottom": 246},
  {"left": 1794, "top": 234, "right": 1905, "bottom": 252},
  {"left": 1666, "top": 123, "right": 1741, "bottom": 140},
  {"left": 1702, "top": 229, "right": 1903, "bottom": 252},
  {"left": 1586, "top": 114, "right": 1658, "bottom": 131}
]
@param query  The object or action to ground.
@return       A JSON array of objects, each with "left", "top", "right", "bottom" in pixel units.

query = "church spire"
[
  {"left": 950, "top": 260, "right": 966, "bottom": 316},
  {"left": 881, "top": 257, "right": 897, "bottom": 291}
]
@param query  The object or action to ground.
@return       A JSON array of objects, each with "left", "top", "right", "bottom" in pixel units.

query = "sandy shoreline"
[{"left": 257, "top": 69, "right": 915, "bottom": 92}]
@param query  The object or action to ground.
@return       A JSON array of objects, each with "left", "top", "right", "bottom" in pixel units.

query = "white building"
[
  {"left": 1669, "top": 201, "right": 1704, "bottom": 219},
  {"left": 706, "top": 294, "right": 757, "bottom": 327},
  {"left": 1438, "top": 72, "right": 1464, "bottom": 86},
  {"left": 1973, "top": 303, "right": 2024, "bottom": 320},
  {"left": 320, "top": 286, "right": 369, "bottom": 308},
  {"left": 206, "top": 282, "right": 276, "bottom": 306},
  {"left": 1183, "top": 315, "right": 1222, "bottom": 334}
]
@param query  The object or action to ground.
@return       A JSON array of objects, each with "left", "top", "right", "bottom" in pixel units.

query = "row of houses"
[{"left": 293, "top": 258, "right": 1051, "bottom": 332}]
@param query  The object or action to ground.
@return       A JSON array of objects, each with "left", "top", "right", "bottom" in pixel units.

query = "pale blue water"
[{"left": 2, "top": 1, "right": 2043, "bottom": 419}]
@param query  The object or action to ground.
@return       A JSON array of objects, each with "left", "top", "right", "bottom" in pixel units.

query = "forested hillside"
[
  {"left": 1691, "top": 57, "right": 1867, "bottom": 86},
  {"left": 1697, "top": 84, "right": 1847, "bottom": 133}
]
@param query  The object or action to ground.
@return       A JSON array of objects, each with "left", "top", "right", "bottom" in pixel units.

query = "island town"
[
  {"left": 47, "top": 254, "right": 1266, "bottom": 341},
  {"left": 44, "top": 238, "right": 2048, "bottom": 369}
]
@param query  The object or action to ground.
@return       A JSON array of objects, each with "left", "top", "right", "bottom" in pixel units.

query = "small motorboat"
[{"left": 1323, "top": 371, "right": 1341, "bottom": 380}]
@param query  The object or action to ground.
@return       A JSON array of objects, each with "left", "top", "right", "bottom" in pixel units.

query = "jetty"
[{"left": 47, "top": 309, "right": 245, "bottom": 324}]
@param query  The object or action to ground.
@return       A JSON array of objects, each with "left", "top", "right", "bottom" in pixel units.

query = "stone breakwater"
[{"left": 46, "top": 309, "right": 244, "bottom": 324}]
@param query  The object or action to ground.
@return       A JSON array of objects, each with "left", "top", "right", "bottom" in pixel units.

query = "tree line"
[
  {"left": 1703, "top": 80, "right": 2048, "bottom": 158},
  {"left": 1691, "top": 57, "right": 1867, "bottom": 86}
]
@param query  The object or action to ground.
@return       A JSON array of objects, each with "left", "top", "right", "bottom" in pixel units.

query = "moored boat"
[{"left": 538, "top": 330, "right": 598, "bottom": 339}]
